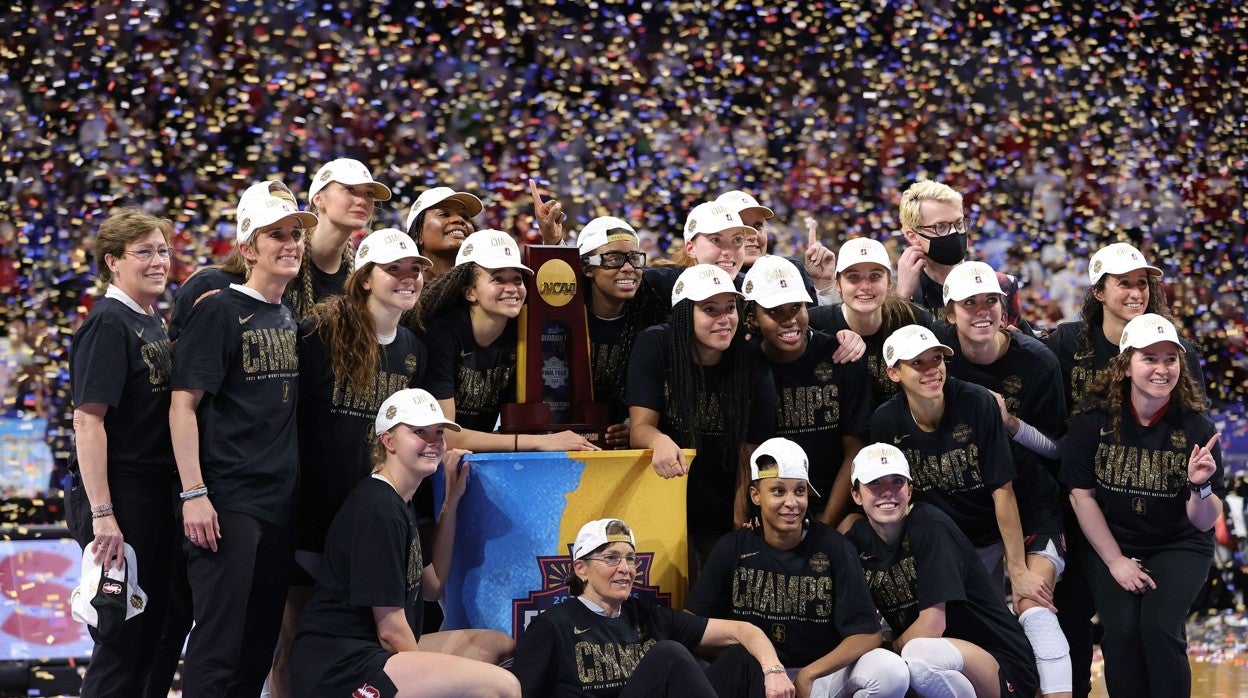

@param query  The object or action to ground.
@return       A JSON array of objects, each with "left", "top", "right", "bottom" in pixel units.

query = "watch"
[{"left": 1189, "top": 480, "right": 1213, "bottom": 500}]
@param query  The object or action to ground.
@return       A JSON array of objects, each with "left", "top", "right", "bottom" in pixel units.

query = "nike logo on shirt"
[{"left": 239, "top": 313, "right": 256, "bottom": 325}]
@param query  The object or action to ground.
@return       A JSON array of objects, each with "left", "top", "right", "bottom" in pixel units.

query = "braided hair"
[{"left": 665, "top": 299, "right": 753, "bottom": 455}]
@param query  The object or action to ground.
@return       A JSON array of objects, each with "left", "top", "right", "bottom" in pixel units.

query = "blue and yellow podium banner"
[{"left": 437, "top": 449, "right": 693, "bottom": 639}]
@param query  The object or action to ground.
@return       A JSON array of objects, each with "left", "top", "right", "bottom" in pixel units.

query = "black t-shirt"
[
  {"left": 169, "top": 268, "right": 246, "bottom": 342},
  {"left": 846, "top": 502, "right": 1038, "bottom": 696},
  {"left": 936, "top": 325, "right": 1064, "bottom": 534},
  {"left": 510, "top": 597, "right": 709, "bottom": 698},
  {"left": 69, "top": 297, "right": 174, "bottom": 475},
  {"left": 311, "top": 262, "right": 349, "bottom": 306},
  {"left": 870, "top": 377, "right": 1016, "bottom": 546},
  {"left": 423, "top": 306, "right": 517, "bottom": 432},
  {"left": 761, "top": 331, "right": 872, "bottom": 503},
  {"left": 171, "top": 287, "right": 300, "bottom": 526},
  {"left": 685, "top": 522, "right": 880, "bottom": 667},
  {"left": 296, "top": 318, "right": 428, "bottom": 551},
  {"left": 1045, "top": 320, "right": 1205, "bottom": 410},
  {"left": 297, "top": 476, "right": 424, "bottom": 645},
  {"left": 1059, "top": 403, "right": 1225, "bottom": 556},
  {"left": 807, "top": 303, "right": 933, "bottom": 410},
  {"left": 626, "top": 324, "right": 776, "bottom": 534}
]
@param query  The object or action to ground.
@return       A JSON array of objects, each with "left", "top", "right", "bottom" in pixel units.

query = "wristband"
[
  {"left": 763, "top": 664, "right": 786, "bottom": 676},
  {"left": 89, "top": 502, "right": 114, "bottom": 516},
  {"left": 1189, "top": 480, "right": 1212, "bottom": 500},
  {"left": 180, "top": 486, "right": 209, "bottom": 501}
]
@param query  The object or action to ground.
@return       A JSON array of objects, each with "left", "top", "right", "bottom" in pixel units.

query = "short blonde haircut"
[{"left": 899, "top": 181, "right": 963, "bottom": 231}]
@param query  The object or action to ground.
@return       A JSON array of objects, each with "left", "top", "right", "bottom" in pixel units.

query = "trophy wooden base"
[{"left": 499, "top": 401, "right": 613, "bottom": 447}]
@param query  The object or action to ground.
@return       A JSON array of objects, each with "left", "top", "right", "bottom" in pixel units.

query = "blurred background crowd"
[{"left": 0, "top": 0, "right": 1244, "bottom": 494}]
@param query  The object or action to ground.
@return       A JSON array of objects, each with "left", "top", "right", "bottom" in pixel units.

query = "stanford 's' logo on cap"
[{"left": 386, "top": 405, "right": 397, "bottom": 419}]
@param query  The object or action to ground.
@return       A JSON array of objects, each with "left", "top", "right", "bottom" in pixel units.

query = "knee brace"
[
  {"left": 901, "top": 638, "right": 976, "bottom": 698},
  {"left": 1019, "top": 606, "right": 1073, "bottom": 694},
  {"left": 850, "top": 647, "right": 910, "bottom": 698}
]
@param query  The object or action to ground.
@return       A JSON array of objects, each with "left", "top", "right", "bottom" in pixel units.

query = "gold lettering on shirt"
[
  {"left": 1070, "top": 365, "right": 1107, "bottom": 406},
  {"left": 902, "top": 444, "right": 985, "bottom": 494},
  {"left": 140, "top": 338, "right": 173, "bottom": 387},
  {"left": 730, "top": 568, "right": 832, "bottom": 620},
  {"left": 1093, "top": 441, "right": 1188, "bottom": 495},
  {"left": 332, "top": 370, "right": 413, "bottom": 415},
  {"left": 240, "top": 327, "right": 298, "bottom": 375},
  {"left": 456, "top": 361, "right": 514, "bottom": 415},
  {"left": 575, "top": 639, "right": 657, "bottom": 686},
  {"left": 863, "top": 556, "right": 919, "bottom": 629},
  {"left": 776, "top": 384, "right": 842, "bottom": 431}
]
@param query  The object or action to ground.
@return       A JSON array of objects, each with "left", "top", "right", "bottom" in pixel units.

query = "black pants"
[
  {"left": 182, "top": 510, "right": 292, "bottom": 698},
  {"left": 617, "top": 640, "right": 761, "bottom": 698},
  {"left": 1055, "top": 507, "right": 1095, "bottom": 698},
  {"left": 1086, "top": 546, "right": 1210, "bottom": 698},
  {"left": 143, "top": 536, "right": 193, "bottom": 698},
  {"left": 66, "top": 470, "right": 176, "bottom": 698}
]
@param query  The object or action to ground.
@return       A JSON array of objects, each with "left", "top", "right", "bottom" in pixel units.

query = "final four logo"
[{"left": 512, "top": 549, "right": 670, "bottom": 640}]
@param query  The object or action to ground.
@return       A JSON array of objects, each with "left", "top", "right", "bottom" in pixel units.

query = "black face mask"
[{"left": 919, "top": 231, "right": 968, "bottom": 265}]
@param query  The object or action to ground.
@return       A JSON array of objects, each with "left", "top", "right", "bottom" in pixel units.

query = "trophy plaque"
[{"left": 500, "top": 244, "right": 611, "bottom": 444}]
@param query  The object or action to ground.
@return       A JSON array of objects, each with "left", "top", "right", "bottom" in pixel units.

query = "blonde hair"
[{"left": 899, "top": 181, "right": 963, "bottom": 231}]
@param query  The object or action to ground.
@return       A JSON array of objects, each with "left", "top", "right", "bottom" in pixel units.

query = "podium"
[{"left": 434, "top": 449, "right": 695, "bottom": 640}]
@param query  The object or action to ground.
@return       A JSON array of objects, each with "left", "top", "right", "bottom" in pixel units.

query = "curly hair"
[
  {"left": 304, "top": 263, "right": 380, "bottom": 400},
  {"left": 666, "top": 300, "right": 753, "bottom": 456},
  {"left": 1073, "top": 274, "right": 1172, "bottom": 362},
  {"left": 1076, "top": 347, "right": 1206, "bottom": 439},
  {"left": 414, "top": 262, "right": 479, "bottom": 331},
  {"left": 567, "top": 519, "right": 633, "bottom": 596}
]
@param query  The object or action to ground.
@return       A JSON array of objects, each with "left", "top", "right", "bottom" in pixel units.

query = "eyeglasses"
[
  {"left": 582, "top": 251, "right": 647, "bottom": 269},
  {"left": 584, "top": 553, "right": 642, "bottom": 569},
  {"left": 915, "top": 219, "right": 968, "bottom": 238},
  {"left": 125, "top": 246, "right": 173, "bottom": 262}
]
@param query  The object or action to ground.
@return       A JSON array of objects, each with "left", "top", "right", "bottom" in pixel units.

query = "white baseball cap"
[
  {"left": 404, "top": 186, "right": 483, "bottom": 234},
  {"left": 683, "top": 201, "right": 758, "bottom": 240},
  {"left": 355, "top": 228, "right": 432, "bottom": 269},
  {"left": 375, "top": 388, "right": 461, "bottom": 435},
  {"left": 742, "top": 255, "right": 813, "bottom": 308},
  {"left": 572, "top": 518, "right": 636, "bottom": 560},
  {"left": 882, "top": 324, "right": 954, "bottom": 367},
  {"left": 942, "top": 261, "right": 1005, "bottom": 304},
  {"left": 835, "top": 238, "right": 892, "bottom": 275},
  {"left": 307, "top": 158, "right": 392, "bottom": 201},
  {"left": 750, "top": 437, "right": 820, "bottom": 496},
  {"left": 455, "top": 229, "right": 534, "bottom": 273},
  {"left": 672, "top": 264, "right": 743, "bottom": 306},
  {"left": 71, "top": 542, "right": 147, "bottom": 639},
  {"left": 1088, "top": 242, "right": 1161, "bottom": 284},
  {"left": 716, "top": 190, "right": 774, "bottom": 220},
  {"left": 576, "top": 216, "right": 639, "bottom": 256},
  {"left": 1118, "top": 313, "right": 1186, "bottom": 354},
  {"left": 236, "top": 181, "right": 318, "bottom": 244},
  {"left": 851, "top": 442, "right": 912, "bottom": 485}
]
